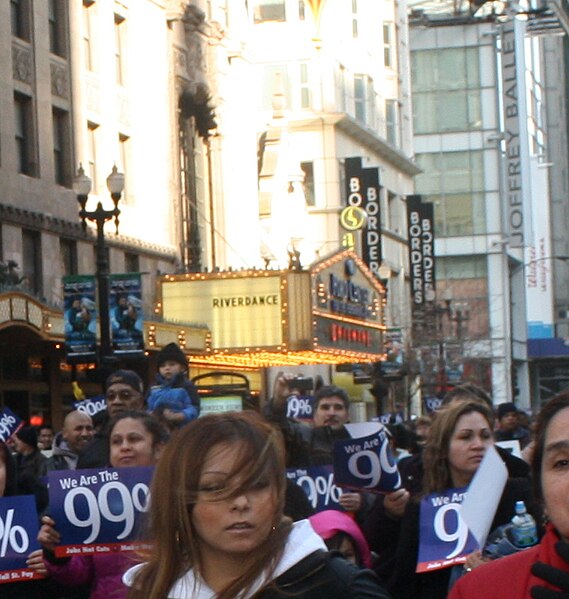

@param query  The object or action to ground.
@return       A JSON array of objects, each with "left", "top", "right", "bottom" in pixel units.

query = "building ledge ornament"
[{"left": 0, "top": 203, "right": 177, "bottom": 262}]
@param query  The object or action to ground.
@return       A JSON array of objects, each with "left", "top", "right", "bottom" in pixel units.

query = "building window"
[
  {"left": 300, "top": 63, "right": 310, "bottom": 109},
  {"left": 352, "top": 0, "right": 358, "bottom": 38},
  {"left": 262, "top": 65, "right": 291, "bottom": 110},
  {"left": 354, "top": 75, "right": 366, "bottom": 123},
  {"left": 114, "top": 14, "right": 126, "bottom": 86},
  {"left": 82, "top": 1, "right": 94, "bottom": 71},
  {"left": 436, "top": 255, "right": 488, "bottom": 338},
  {"left": 11, "top": 0, "right": 30, "bottom": 41},
  {"left": 254, "top": 0, "right": 286, "bottom": 23},
  {"left": 48, "top": 0, "right": 67, "bottom": 57},
  {"left": 336, "top": 64, "right": 348, "bottom": 112},
  {"left": 118, "top": 134, "right": 130, "bottom": 203},
  {"left": 411, "top": 47, "right": 482, "bottom": 134},
  {"left": 386, "top": 190, "right": 399, "bottom": 233},
  {"left": 415, "top": 150, "right": 486, "bottom": 237},
  {"left": 301, "top": 162, "right": 315, "bottom": 206},
  {"left": 124, "top": 252, "right": 139, "bottom": 273},
  {"left": 14, "top": 93, "right": 37, "bottom": 177},
  {"left": 383, "top": 23, "right": 394, "bottom": 68},
  {"left": 23, "top": 230, "right": 42, "bottom": 296},
  {"left": 366, "top": 76, "right": 376, "bottom": 129},
  {"left": 385, "top": 99, "right": 399, "bottom": 146},
  {"left": 52, "top": 108, "right": 71, "bottom": 186},
  {"left": 60, "top": 238, "right": 77, "bottom": 276},
  {"left": 87, "top": 122, "right": 98, "bottom": 192}
]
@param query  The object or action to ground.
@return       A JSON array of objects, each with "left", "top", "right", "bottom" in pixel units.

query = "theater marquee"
[
  {"left": 157, "top": 250, "right": 386, "bottom": 367},
  {"left": 312, "top": 252, "right": 385, "bottom": 355},
  {"left": 161, "top": 274, "right": 283, "bottom": 349}
]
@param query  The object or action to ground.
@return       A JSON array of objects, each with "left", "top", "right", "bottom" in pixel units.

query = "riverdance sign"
[{"left": 161, "top": 274, "right": 283, "bottom": 349}]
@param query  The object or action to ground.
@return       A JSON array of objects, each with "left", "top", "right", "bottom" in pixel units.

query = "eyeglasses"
[{"left": 106, "top": 390, "right": 137, "bottom": 401}]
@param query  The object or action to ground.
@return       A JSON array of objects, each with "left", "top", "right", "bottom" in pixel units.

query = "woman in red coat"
[{"left": 449, "top": 390, "right": 569, "bottom": 599}]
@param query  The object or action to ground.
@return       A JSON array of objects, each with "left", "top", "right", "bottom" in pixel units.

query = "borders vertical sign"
[
  {"left": 344, "top": 157, "right": 383, "bottom": 276},
  {"left": 110, "top": 274, "right": 144, "bottom": 355},
  {"left": 63, "top": 275, "right": 97, "bottom": 362},
  {"left": 406, "top": 195, "right": 435, "bottom": 306}
]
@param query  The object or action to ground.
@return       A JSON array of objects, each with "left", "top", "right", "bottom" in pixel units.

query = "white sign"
[
  {"left": 461, "top": 445, "right": 508, "bottom": 547},
  {"left": 161, "top": 276, "right": 282, "bottom": 349},
  {"left": 199, "top": 396, "right": 243, "bottom": 416}
]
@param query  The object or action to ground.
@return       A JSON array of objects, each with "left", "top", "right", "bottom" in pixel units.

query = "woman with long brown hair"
[
  {"left": 124, "top": 411, "right": 389, "bottom": 599},
  {"left": 449, "top": 390, "right": 569, "bottom": 598},
  {"left": 385, "top": 400, "right": 536, "bottom": 599}
]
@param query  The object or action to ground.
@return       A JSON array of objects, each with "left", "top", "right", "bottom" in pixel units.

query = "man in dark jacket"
[
  {"left": 46, "top": 410, "right": 94, "bottom": 471},
  {"left": 494, "top": 401, "right": 531, "bottom": 449},
  {"left": 77, "top": 369, "right": 145, "bottom": 468},
  {"left": 265, "top": 373, "right": 364, "bottom": 514}
]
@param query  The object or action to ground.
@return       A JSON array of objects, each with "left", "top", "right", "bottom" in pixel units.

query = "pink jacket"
[
  {"left": 449, "top": 524, "right": 565, "bottom": 599},
  {"left": 44, "top": 550, "right": 136, "bottom": 599}
]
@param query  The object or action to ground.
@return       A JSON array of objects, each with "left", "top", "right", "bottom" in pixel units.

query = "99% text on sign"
[
  {"left": 287, "top": 467, "right": 342, "bottom": 512},
  {"left": 49, "top": 467, "right": 153, "bottom": 556},
  {"left": 0, "top": 510, "right": 29, "bottom": 557}
]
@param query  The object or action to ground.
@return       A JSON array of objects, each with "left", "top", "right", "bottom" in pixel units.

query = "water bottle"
[{"left": 511, "top": 500, "right": 538, "bottom": 548}]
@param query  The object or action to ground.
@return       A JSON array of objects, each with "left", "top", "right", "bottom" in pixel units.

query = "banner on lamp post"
[
  {"left": 110, "top": 274, "right": 144, "bottom": 355},
  {"left": 63, "top": 275, "right": 98, "bottom": 363}
]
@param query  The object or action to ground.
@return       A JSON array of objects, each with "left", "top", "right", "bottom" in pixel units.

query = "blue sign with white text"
[
  {"left": 286, "top": 465, "right": 343, "bottom": 512},
  {"left": 0, "top": 408, "right": 22, "bottom": 443},
  {"left": 424, "top": 396, "right": 444, "bottom": 414},
  {"left": 417, "top": 487, "right": 478, "bottom": 572},
  {"left": 0, "top": 495, "right": 43, "bottom": 583},
  {"left": 48, "top": 466, "right": 154, "bottom": 557},
  {"left": 286, "top": 394, "right": 313, "bottom": 421},
  {"left": 333, "top": 429, "right": 401, "bottom": 493},
  {"left": 73, "top": 396, "right": 107, "bottom": 418}
]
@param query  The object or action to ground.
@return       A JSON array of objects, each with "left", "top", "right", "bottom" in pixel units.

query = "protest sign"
[
  {"left": 460, "top": 445, "right": 508, "bottom": 548},
  {"left": 333, "top": 422, "right": 401, "bottom": 493},
  {"left": 48, "top": 466, "right": 153, "bottom": 557},
  {"left": 373, "top": 412, "right": 404, "bottom": 425},
  {"left": 73, "top": 396, "right": 107, "bottom": 418},
  {"left": 286, "top": 465, "right": 343, "bottom": 512},
  {"left": 0, "top": 496, "right": 43, "bottom": 584},
  {"left": 285, "top": 394, "right": 313, "bottom": 421},
  {"left": 0, "top": 409, "right": 22, "bottom": 443},
  {"left": 424, "top": 396, "right": 443, "bottom": 414},
  {"left": 417, "top": 487, "right": 478, "bottom": 573}
]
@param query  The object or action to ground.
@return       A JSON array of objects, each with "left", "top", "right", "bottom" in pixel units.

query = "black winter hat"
[
  {"left": 105, "top": 369, "right": 144, "bottom": 394},
  {"left": 497, "top": 402, "right": 518, "bottom": 420},
  {"left": 16, "top": 426, "right": 38, "bottom": 449},
  {"left": 157, "top": 343, "right": 187, "bottom": 369}
]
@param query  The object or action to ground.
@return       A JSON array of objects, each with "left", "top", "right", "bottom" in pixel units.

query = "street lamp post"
[{"left": 73, "top": 164, "right": 125, "bottom": 364}]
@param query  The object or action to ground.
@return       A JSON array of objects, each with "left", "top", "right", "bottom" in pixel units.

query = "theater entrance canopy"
[{"left": 157, "top": 250, "right": 387, "bottom": 368}]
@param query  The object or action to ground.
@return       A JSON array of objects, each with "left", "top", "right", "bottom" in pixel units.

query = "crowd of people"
[{"left": 0, "top": 348, "right": 567, "bottom": 598}]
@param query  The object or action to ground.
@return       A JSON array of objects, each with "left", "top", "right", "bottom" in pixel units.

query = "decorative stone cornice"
[{"left": 0, "top": 203, "right": 178, "bottom": 261}]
